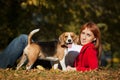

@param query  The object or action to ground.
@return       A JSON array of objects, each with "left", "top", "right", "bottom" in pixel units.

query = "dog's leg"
[
  {"left": 59, "top": 56, "right": 66, "bottom": 71},
  {"left": 16, "top": 53, "right": 27, "bottom": 70},
  {"left": 26, "top": 63, "right": 33, "bottom": 70},
  {"left": 26, "top": 55, "right": 38, "bottom": 70},
  {"left": 43, "top": 57, "right": 59, "bottom": 70},
  {"left": 50, "top": 60, "right": 59, "bottom": 70},
  {"left": 59, "top": 49, "right": 68, "bottom": 71},
  {"left": 53, "top": 63, "right": 58, "bottom": 69}
]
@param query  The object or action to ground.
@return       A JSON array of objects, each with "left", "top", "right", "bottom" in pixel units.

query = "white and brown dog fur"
[{"left": 16, "top": 29, "right": 81, "bottom": 71}]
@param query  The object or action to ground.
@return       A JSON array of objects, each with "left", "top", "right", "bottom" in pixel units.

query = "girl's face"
[{"left": 80, "top": 28, "right": 96, "bottom": 46}]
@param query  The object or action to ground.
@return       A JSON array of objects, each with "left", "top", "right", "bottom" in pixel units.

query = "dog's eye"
[
  {"left": 65, "top": 36, "right": 68, "bottom": 38},
  {"left": 71, "top": 36, "right": 74, "bottom": 38}
]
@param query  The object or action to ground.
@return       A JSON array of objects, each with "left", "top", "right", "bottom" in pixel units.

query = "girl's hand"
[{"left": 66, "top": 66, "right": 76, "bottom": 71}]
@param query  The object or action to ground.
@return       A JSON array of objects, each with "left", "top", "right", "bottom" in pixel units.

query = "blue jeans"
[{"left": 0, "top": 34, "right": 28, "bottom": 69}]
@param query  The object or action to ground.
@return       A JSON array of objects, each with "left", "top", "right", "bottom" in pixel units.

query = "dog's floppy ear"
[
  {"left": 73, "top": 34, "right": 80, "bottom": 44},
  {"left": 59, "top": 32, "right": 65, "bottom": 45}
]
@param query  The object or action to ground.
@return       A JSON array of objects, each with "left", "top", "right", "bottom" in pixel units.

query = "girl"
[{"left": 66, "top": 22, "right": 102, "bottom": 72}]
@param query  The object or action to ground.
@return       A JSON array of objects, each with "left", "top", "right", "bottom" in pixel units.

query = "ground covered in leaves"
[{"left": 0, "top": 67, "right": 120, "bottom": 80}]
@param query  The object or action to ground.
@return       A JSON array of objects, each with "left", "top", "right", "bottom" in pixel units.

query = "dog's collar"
[{"left": 61, "top": 45, "right": 68, "bottom": 48}]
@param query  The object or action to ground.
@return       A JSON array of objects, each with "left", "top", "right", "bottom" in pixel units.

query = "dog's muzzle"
[{"left": 66, "top": 39, "right": 73, "bottom": 48}]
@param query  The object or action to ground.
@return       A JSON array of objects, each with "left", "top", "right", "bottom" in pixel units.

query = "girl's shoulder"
[{"left": 81, "top": 43, "right": 96, "bottom": 53}]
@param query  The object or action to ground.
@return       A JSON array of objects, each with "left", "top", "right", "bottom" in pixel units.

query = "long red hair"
[{"left": 79, "top": 22, "right": 102, "bottom": 58}]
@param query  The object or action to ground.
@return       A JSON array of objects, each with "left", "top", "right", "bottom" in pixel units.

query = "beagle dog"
[{"left": 16, "top": 29, "right": 81, "bottom": 71}]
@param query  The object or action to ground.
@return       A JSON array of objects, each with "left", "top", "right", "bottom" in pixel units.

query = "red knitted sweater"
[{"left": 74, "top": 42, "right": 98, "bottom": 72}]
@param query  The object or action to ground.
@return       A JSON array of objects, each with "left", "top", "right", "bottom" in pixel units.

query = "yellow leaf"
[{"left": 36, "top": 65, "right": 45, "bottom": 70}]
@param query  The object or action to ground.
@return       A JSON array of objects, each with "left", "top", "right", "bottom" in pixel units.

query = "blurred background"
[{"left": 0, "top": 0, "right": 120, "bottom": 68}]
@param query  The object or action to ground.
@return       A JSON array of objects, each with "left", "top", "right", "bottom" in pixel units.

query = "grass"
[{"left": 0, "top": 67, "right": 120, "bottom": 80}]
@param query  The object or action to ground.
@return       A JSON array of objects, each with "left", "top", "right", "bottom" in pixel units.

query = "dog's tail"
[{"left": 28, "top": 29, "right": 40, "bottom": 45}]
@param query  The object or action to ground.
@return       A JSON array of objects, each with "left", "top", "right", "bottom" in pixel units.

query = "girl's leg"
[
  {"left": 0, "top": 34, "right": 28, "bottom": 69},
  {"left": 58, "top": 51, "right": 79, "bottom": 69},
  {"left": 65, "top": 51, "right": 79, "bottom": 67}
]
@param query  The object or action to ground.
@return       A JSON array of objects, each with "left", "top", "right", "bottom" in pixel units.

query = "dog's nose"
[{"left": 68, "top": 39, "right": 71, "bottom": 42}]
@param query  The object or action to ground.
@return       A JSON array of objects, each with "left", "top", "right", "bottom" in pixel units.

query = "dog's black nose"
[{"left": 68, "top": 39, "right": 71, "bottom": 42}]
